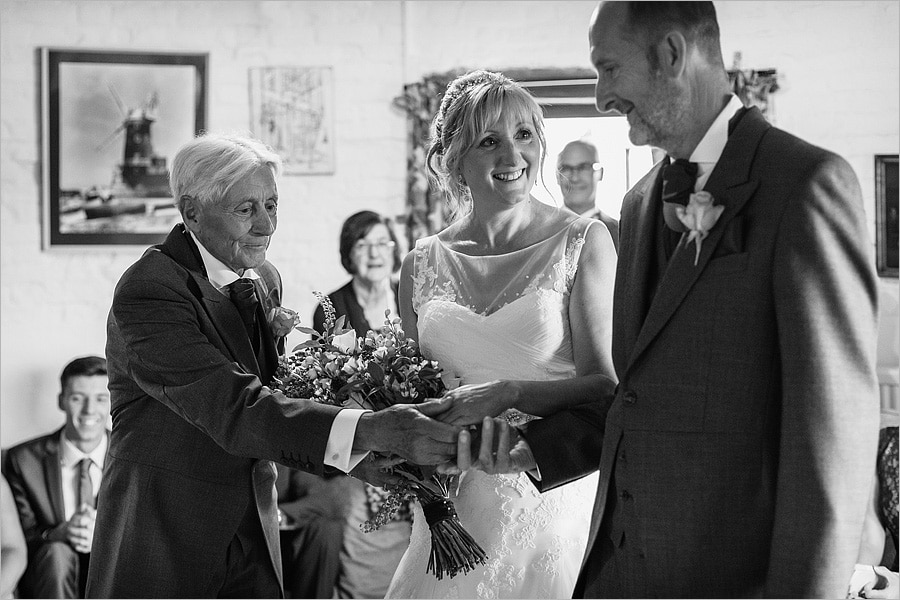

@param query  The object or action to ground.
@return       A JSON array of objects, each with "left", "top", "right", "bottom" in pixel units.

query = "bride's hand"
[
  {"left": 456, "top": 417, "right": 536, "bottom": 475},
  {"left": 436, "top": 381, "right": 517, "bottom": 427}
]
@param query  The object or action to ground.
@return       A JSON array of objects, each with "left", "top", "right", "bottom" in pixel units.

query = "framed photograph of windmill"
[{"left": 41, "top": 49, "right": 207, "bottom": 249}]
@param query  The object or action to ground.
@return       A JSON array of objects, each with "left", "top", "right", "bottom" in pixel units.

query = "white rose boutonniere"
[
  {"left": 267, "top": 306, "right": 301, "bottom": 340},
  {"left": 674, "top": 191, "right": 725, "bottom": 266}
]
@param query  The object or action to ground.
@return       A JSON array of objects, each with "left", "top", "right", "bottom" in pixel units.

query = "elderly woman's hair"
[
  {"left": 339, "top": 210, "right": 401, "bottom": 275},
  {"left": 170, "top": 132, "right": 283, "bottom": 213},
  {"left": 426, "top": 70, "right": 547, "bottom": 220}
]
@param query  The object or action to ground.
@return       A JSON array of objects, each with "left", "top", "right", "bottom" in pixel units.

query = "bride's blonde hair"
[{"left": 426, "top": 70, "right": 547, "bottom": 221}]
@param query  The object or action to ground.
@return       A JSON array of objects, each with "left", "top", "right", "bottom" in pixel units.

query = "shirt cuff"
[
  {"left": 518, "top": 438, "right": 541, "bottom": 481},
  {"left": 324, "top": 409, "right": 371, "bottom": 472}
]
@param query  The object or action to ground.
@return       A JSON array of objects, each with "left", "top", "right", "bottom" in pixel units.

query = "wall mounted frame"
[{"left": 41, "top": 48, "right": 207, "bottom": 249}]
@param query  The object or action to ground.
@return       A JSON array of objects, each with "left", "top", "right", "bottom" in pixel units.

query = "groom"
[{"left": 469, "top": 2, "right": 881, "bottom": 598}]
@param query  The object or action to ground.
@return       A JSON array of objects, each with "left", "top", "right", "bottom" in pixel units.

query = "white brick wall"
[{"left": 1, "top": 0, "right": 898, "bottom": 445}]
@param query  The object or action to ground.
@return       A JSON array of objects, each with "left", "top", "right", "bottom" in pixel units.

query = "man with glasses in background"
[{"left": 557, "top": 138, "right": 619, "bottom": 252}]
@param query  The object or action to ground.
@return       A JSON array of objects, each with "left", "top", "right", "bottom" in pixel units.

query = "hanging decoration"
[
  {"left": 391, "top": 71, "right": 459, "bottom": 248},
  {"left": 727, "top": 52, "right": 779, "bottom": 121}
]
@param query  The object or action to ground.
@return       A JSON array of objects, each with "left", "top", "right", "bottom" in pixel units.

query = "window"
[{"left": 516, "top": 73, "right": 657, "bottom": 219}]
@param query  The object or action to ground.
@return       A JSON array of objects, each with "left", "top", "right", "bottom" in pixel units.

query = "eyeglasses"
[
  {"left": 352, "top": 240, "right": 396, "bottom": 253},
  {"left": 558, "top": 162, "right": 604, "bottom": 179}
]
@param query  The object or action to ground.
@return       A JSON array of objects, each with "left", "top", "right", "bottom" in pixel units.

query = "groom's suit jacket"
[
  {"left": 86, "top": 224, "right": 343, "bottom": 598},
  {"left": 527, "top": 107, "right": 880, "bottom": 598}
]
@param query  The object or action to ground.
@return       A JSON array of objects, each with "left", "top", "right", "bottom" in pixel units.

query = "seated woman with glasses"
[
  {"left": 298, "top": 209, "right": 410, "bottom": 598},
  {"left": 313, "top": 210, "right": 401, "bottom": 337}
]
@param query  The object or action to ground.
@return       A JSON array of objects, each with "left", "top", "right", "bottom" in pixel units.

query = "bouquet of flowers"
[{"left": 273, "top": 292, "right": 487, "bottom": 580}]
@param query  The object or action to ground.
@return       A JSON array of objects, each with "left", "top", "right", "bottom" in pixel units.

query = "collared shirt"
[
  {"left": 689, "top": 94, "right": 746, "bottom": 192},
  {"left": 188, "top": 230, "right": 366, "bottom": 472},
  {"left": 60, "top": 431, "right": 107, "bottom": 519},
  {"left": 189, "top": 231, "right": 260, "bottom": 295}
]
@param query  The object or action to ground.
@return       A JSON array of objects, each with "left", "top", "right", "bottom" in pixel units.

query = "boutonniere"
[
  {"left": 267, "top": 306, "right": 301, "bottom": 339},
  {"left": 674, "top": 191, "right": 725, "bottom": 265}
]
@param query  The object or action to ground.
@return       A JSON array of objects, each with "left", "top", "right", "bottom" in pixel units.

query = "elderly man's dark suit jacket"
[
  {"left": 86, "top": 224, "right": 343, "bottom": 598},
  {"left": 526, "top": 107, "right": 880, "bottom": 598}
]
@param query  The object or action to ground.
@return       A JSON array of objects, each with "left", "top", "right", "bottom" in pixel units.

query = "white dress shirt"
[
  {"left": 189, "top": 231, "right": 367, "bottom": 472},
  {"left": 689, "top": 94, "right": 746, "bottom": 192},
  {"left": 60, "top": 432, "right": 107, "bottom": 519}
]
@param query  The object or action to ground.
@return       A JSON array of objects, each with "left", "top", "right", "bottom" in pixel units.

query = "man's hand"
[
  {"left": 348, "top": 453, "right": 407, "bottom": 488},
  {"left": 65, "top": 504, "right": 96, "bottom": 554},
  {"left": 450, "top": 417, "right": 536, "bottom": 475},
  {"left": 353, "top": 403, "right": 461, "bottom": 465}
]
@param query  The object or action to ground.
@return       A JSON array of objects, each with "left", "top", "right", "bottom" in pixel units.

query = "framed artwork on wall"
[
  {"left": 875, "top": 154, "right": 899, "bottom": 277},
  {"left": 41, "top": 48, "right": 207, "bottom": 249},
  {"left": 248, "top": 66, "right": 335, "bottom": 175}
]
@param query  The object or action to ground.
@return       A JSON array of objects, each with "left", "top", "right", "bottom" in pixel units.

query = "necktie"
[
  {"left": 660, "top": 158, "right": 699, "bottom": 237},
  {"left": 78, "top": 458, "right": 94, "bottom": 508},
  {"left": 228, "top": 278, "right": 259, "bottom": 339}
]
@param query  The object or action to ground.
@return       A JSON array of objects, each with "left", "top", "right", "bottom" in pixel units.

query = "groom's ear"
[{"left": 657, "top": 30, "right": 688, "bottom": 78}]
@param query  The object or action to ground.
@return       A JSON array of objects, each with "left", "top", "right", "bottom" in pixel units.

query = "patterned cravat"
[
  {"left": 660, "top": 158, "right": 699, "bottom": 236},
  {"left": 78, "top": 458, "right": 94, "bottom": 508},
  {"left": 227, "top": 278, "right": 258, "bottom": 339}
]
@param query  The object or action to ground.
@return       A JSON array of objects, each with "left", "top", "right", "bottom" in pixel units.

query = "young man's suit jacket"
[
  {"left": 2, "top": 427, "right": 110, "bottom": 551},
  {"left": 86, "top": 224, "right": 343, "bottom": 598},
  {"left": 526, "top": 107, "right": 880, "bottom": 598}
]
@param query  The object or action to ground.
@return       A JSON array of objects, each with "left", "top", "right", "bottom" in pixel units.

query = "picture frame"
[
  {"left": 41, "top": 48, "right": 207, "bottom": 249},
  {"left": 248, "top": 66, "right": 335, "bottom": 175},
  {"left": 875, "top": 154, "right": 899, "bottom": 277}
]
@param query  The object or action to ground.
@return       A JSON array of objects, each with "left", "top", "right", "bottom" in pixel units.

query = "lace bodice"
[
  {"left": 411, "top": 218, "right": 593, "bottom": 387},
  {"left": 386, "top": 218, "right": 600, "bottom": 599}
]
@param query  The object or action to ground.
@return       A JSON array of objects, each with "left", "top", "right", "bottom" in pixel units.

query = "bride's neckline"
[{"left": 435, "top": 219, "right": 575, "bottom": 258}]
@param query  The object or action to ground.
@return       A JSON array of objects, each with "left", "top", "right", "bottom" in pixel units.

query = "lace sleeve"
[
  {"left": 559, "top": 218, "right": 596, "bottom": 294},
  {"left": 410, "top": 237, "right": 436, "bottom": 314}
]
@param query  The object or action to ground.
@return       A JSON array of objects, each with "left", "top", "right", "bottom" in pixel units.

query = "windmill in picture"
[{"left": 97, "top": 84, "right": 171, "bottom": 201}]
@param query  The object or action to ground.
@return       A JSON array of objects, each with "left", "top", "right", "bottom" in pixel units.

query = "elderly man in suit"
[
  {"left": 557, "top": 138, "right": 620, "bottom": 252},
  {"left": 2, "top": 355, "right": 110, "bottom": 598},
  {"left": 85, "top": 133, "right": 460, "bottom": 598},
  {"left": 464, "top": 2, "right": 880, "bottom": 598}
]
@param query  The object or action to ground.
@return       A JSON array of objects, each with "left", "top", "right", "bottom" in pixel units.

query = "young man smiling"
[{"left": 2, "top": 355, "right": 110, "bottom": 598}]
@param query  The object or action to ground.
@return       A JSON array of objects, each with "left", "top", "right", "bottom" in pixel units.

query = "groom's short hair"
[{"left": 621, "top": 2, "right": 724, "bottom": 70}]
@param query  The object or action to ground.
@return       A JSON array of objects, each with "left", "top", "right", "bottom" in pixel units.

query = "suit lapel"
[
  {"left": 626, "top": 108, "right": 769, "bottom": 372},
  {"left": 159, "top": 225, "right": 260, "bottom": 373},
  {"left": 614, "top": 163, "right": 664, "bottom": 374},
  {"left": 253, "top": 275, "right": 280, "bottom": 380},
  {"left": 43, "top": 431, "right": 65, "bottom": 522}
]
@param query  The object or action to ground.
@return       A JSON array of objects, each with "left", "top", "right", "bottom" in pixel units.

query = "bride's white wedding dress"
[{"left": 385, "top": 218, "right": 601, "bottom": 599}]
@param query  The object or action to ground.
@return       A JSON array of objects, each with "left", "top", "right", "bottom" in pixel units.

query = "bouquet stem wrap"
[{"left": 415, "top": 475, "right": 487, "bottom": 579}]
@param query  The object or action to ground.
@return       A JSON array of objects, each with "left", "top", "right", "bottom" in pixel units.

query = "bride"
[{"left": 385, "top": 70, "right": 617, "bottom": 599}]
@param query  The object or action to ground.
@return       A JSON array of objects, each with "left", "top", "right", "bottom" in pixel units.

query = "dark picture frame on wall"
[
  {"left": 875, "top": 154, "right": 899, "bottom": 277},
  {"left": 40, "top": 48, "right": 207, "bottom": 249}
]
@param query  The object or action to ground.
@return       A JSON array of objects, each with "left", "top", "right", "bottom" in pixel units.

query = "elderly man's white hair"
[{"left": 170, "top": 132, "right": 283, "bottom": 214}]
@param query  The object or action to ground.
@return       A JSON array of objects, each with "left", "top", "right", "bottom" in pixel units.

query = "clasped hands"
[
  {"left": 44, "top": 503, "right": 95, "bottom": 554},
  {"left": 350, "top": 381, "right": 535, "bottom": 486}
]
